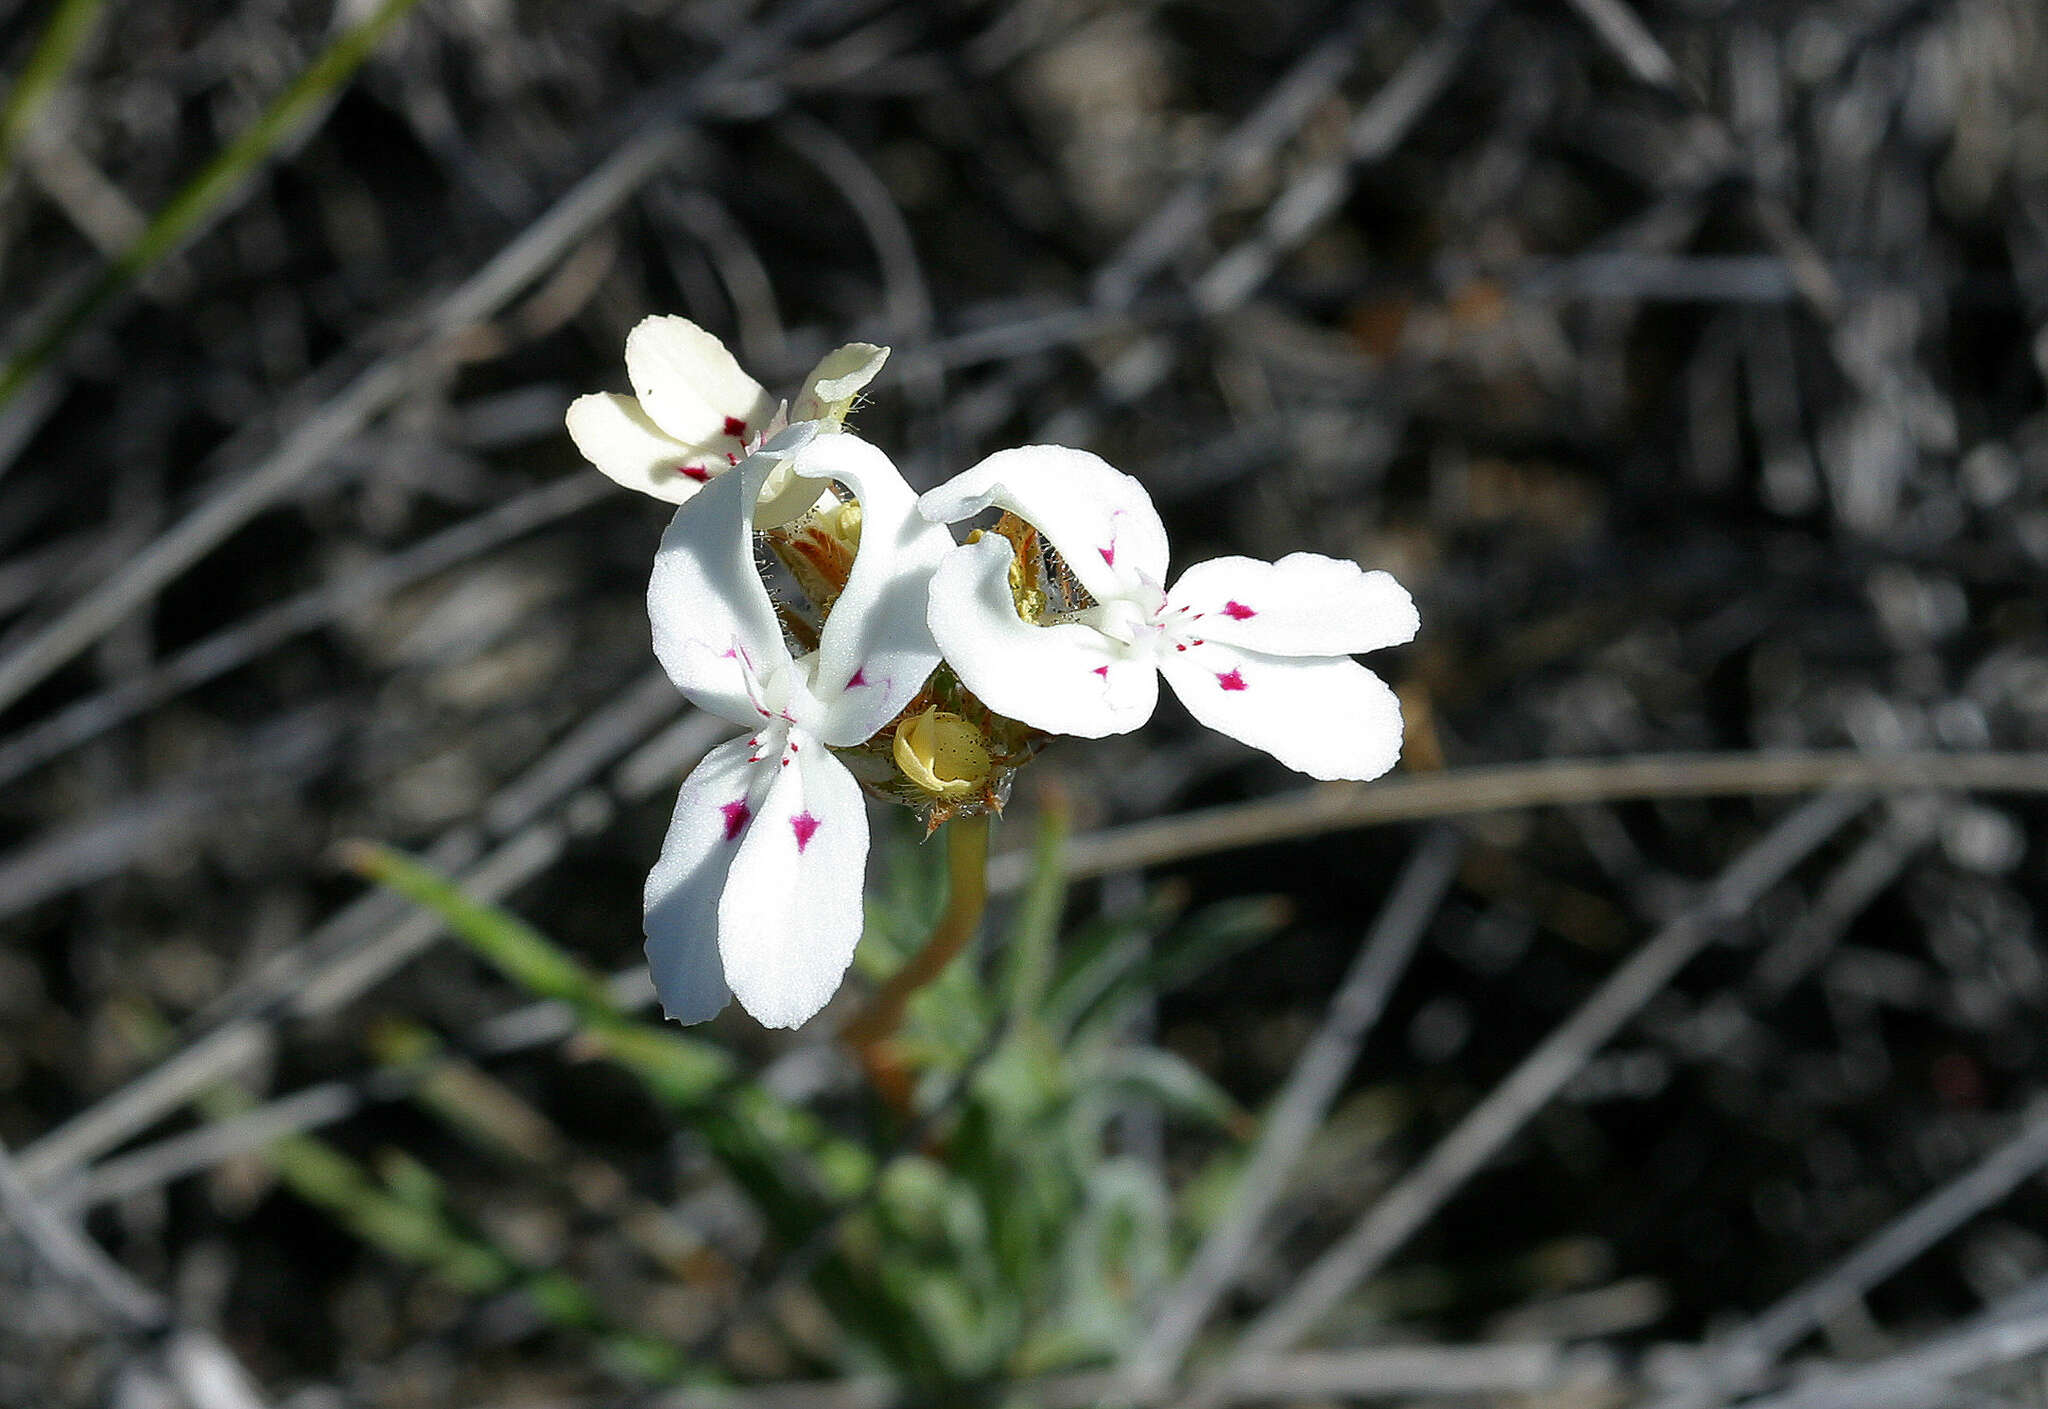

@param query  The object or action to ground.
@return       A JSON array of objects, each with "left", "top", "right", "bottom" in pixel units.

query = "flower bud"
[
  {"left": 791, "top": 343, "right": 889, "bottom": 426},
  {"left": 892, "top": 707, "right": 995, "bottom": 799}
]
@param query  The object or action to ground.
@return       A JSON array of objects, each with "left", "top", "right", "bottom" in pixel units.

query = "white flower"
[
  {"left": 917, "top": 446, "right": 1418, "bottom": 782},
  {"left": 566, "top": 315, "right": 888, "bottom": 526},
  {"left": 643, "top": 428, "right": 952, "bottom": 1028}
]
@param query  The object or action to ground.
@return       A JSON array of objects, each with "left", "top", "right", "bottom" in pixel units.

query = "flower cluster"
[{"left": 570, "top": 317, "right": 1419, "bottom": 1028}]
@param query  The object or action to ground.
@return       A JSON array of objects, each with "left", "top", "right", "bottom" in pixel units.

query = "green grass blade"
[
  {"left": 0, "top": 0, "right": 422, "bottom": 405},
  {"left": 0, "top": 0, "right": 106, "bottom": 186}
]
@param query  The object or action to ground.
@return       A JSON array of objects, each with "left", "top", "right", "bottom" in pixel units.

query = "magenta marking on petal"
[
  {"left": 1092, "top": 665, "right": 1109, "bottom": 677},
  {"left": 681, "top": 465, "right": 712, "bottom": 483},
  {"left": 723, "top": 416, "right": 749, "bottom": 439},
  {"left": 790, "top": 812, "right": 820, "bottom": 852},
  {"left": 847, "top": 667, "right": 867, "bottom": 688},
  {"left": 1097, "top": 507, "right": 1132, "bottom": 571},
  {"left": 1223, "top": 600, "right": 1257, "bottom": 620},
  {"left": 720, "top": 799, "right": 751, "bottom": 840},
  {"left": 1216, "top": 668, "right": 1247, "bottom": 691}
]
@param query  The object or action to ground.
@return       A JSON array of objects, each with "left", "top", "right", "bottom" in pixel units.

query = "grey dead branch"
[{"left": 1, "top": 0, "right": 2047, "bottom": 1405}]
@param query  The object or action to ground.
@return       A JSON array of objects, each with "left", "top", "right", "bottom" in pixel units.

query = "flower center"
[
  {"left": 1070, "top": 585, "right": 1174, "bottom": 658},
  {"left": 746, "top": 716, "right": 798, "bottom": 768},
  {"left": 733, "top": 644, "right": 828, "bottom": 742}
]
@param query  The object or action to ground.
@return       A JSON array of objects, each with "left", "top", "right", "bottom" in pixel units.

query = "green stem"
[{"left": 843, "top": 813, "right": 992, "bottom": 1110}]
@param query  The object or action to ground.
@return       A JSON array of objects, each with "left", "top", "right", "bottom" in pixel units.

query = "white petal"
[
  {"left": 917, "top": 445, "right": 1169, "bottom": 606},
  {"left": 643, "top": 735, "right": 764, "bottom": 1023},
  {"left": 648, "top": 446, "right": 796, "bottom": 726},
  {"left": 795, "top": 433, "right": 953, "bottom": 743},
  {"left": 753, "top": 462, "right": 834, "bottom": 530},
  {"left": 927, "top": 533, "right": 1157, "bottom": 738},
  {"left": 792, "top": 342, "right": 889, "bottom": 425},
  {"left": 1166, "top": 554, "right": 1419, "bottom": 657},
  {"left": 624, "top": 315, "right": 777, "bottom": 451},
  {"left": 718, "top": 735, "right": 869, "bottom": 1029},
  {"left": 1159, "top": 643, "right": 1403, "bottom": 781},
  {"left": 565, "top": 392, "right": 721, "bottom": 504}
]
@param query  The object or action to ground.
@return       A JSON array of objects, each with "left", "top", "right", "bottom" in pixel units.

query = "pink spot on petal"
[
  {"left": 790, "top": 812, "right": 820, "bottom": 852},
  {"left": 1099, "top": 545, "right": 1116, "bottom": 567},
  {"left": 1222, "top": 600, "right": 1257, "bottom": 620},
  {"left": 847, "top": 668, "right": 867, "bottom": 688},
  {"left": 1092, "top": 665, "right": 1109, "bottom": 677},
  {"left": 719, "top": 800, "right": 751, "bottom": 840},
  {"left": 723, "top": 416, "right": 749, "bottom": 439},
  {"left": 725, "top": 452, "right": 739, "bottom": 466},
  {"left": 1216, "top": 669, "right": 1247, "bottom": 691},
  {"left": 681, "top": 465, "right": 711, "bottom": 483}
]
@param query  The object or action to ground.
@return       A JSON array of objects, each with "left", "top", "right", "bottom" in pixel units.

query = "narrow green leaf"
[
  {"left": 268, "top": 1128, "right": 684, "bottom": 1376},
  {"left": 1082, "top": 1048, "right": 1250, "bottom": 1137},
  {"left": 342, "top": 841, "right": 873, "bottom": 1213},
  {"left": 1072, "top": 895, "right": 1291, "bottom": 1045},
  {"left": 1152, "top": 895, "right": 1292, "bottom": 989},
  {"left": 1040, "top": 889, "right": 1185, "bottom": 1040},
  {"left": 343, "top": 839, "right": 956, "bottom": 1380},
  {"left": 1003, "top": 799, "right": 1069, "bottom": 1024}
]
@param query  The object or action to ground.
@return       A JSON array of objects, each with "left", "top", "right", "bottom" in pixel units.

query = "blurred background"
[{"left": 2, "top": 0, "right": 2047, "bottom": 1404}]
